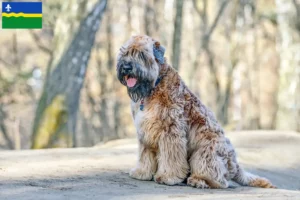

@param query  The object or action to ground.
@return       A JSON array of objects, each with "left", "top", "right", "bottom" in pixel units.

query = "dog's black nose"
[{"left": 123, "top": 64, "right": 132, "bottom": 72}]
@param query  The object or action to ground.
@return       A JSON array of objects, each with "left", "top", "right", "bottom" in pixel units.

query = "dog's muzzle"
[
  {"left": 121, "top": 63, "right": 133, "bottom": 74},
  {"left": 117, "top": 62, "right": 139, "bottom": 88}
]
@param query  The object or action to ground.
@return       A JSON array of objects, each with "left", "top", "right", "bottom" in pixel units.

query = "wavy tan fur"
[{"left": 117, "top": 35, "right": 276, "bottom": 189}]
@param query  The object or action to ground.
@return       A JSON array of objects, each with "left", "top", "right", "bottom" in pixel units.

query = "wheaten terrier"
[{"left": 116, "top": 35, "right": 275, "bottom": 189}]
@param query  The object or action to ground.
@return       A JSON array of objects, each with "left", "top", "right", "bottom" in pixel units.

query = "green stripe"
[{"left": 2, "top": 17, "right": 42, "bottom": 29}]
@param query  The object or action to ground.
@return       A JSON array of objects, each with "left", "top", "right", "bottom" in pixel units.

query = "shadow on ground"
[{"left": 1, "top": 131, "right": 300, "bottom": 200}]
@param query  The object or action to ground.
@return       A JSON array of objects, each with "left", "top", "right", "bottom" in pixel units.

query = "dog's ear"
[{"left": 153, "top": 41, "right": 165, "bottom": 64}]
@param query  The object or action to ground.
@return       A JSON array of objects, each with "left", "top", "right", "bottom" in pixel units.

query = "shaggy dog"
[{"left": 116, "top": 35, "right": 275, "bottom": 189}]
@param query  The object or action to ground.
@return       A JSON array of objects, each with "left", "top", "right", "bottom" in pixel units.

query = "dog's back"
[{"left": 118, "top": 35, "right": 275, "bottom": 189}]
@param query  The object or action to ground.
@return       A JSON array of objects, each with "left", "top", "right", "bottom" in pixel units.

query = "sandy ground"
[{"left": 1, "top": 131, "right": 300, "bottom": 200}]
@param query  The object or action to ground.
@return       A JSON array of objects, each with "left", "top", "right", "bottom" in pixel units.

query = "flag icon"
[{"left": 2, "top": 2, "right": 42, "bottom": 29}]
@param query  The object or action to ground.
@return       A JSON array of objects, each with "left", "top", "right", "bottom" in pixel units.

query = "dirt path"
[{"left": 1, "top": 131, "right": 300, "bottom": 200}]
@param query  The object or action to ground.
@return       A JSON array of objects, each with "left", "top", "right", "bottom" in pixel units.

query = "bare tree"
[
  {"left": 236, "top": 0, "right": 261, "bottom": 129},
  {"left": 172, "top": 0, "right": 184, "bottom": 71},
  {"left": 192, "top": 0, "right": 230, "bottom": 124},
  {"left": 0, "top": 105, "right": 13, "bottom": 149},
  {"left": 144, "top": 0, "right": 160, "bottom": 38},
  {"left": 126, "top": 0, "right": 133, "bottom": 38},
  {"left": 0, "top": 31, "right": 33, "bottom": 149},
  {"left": 31, "top": 0, "right": 108, "bottom": 149},
  {"left": 276, "top": 0, "right": 300, "bottom": 131},
  {"left": 97, "top": 2, "right": 119, "bottom": 141}
]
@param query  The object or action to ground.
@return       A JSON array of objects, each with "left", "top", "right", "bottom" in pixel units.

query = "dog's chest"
[
  {"left": 131, "top": 100, "right": 161, "bottom": 147},
  {"left": 133, "top": 109, "right": 145, "bottom": 131},
  {"left": 131, "top": 100, "right": 147, "bottom": 131}
]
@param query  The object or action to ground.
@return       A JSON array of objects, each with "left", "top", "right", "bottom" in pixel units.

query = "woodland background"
[{"left": 0, "top": 0, "right": 299, "bottom": 149}]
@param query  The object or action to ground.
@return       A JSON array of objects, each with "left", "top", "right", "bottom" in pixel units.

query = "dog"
[{"left": 116, "top": 35, "right": 275, "bottom": 189}]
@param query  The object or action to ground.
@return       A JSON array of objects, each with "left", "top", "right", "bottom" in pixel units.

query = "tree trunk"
[
  {"left": 246, "top": 1, "right": 260, "bottom": 129},
  {"left": 237, "top": 0, "right": 262, "bottom": 129},
  {"left": 126, "top": 0, "right": 133, "bottom": 38},
  {"left": 48, "top": 0, "right": 89, "bottom": 75},
  {"left": 31, "top": 0, "right": 107, "bottom": 149},
  {"left": 0, "top": 105, "right": 13, "bottom": 149},
  {"left": 171, "top": 0, "right": 184, "bottom": 71},
  {"left": 191, "top": 0, "right": 230, "bottom": 125},
  {"left": 144, "top": 0, "right": 160, "bottom": 38},
  {"left": 276, "top": 0, "right": 300, "bottom": 131}
]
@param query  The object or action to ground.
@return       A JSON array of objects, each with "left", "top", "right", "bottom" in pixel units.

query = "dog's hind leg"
[
  {"left": 129, "top": 142, "right": 157, "bottom": 181},
  {"left": 223, "top": 137, "right": 276, "bottom": 188},
  {"left": 187, "top": 142, "right": 229, "bottom": 189}
]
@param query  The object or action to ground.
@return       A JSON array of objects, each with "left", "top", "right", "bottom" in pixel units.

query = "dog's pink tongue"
[{"left": 126, "top": 78, "right": 137, "bottom": 88}]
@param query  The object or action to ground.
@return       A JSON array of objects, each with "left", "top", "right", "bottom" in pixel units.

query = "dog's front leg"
[
  {"left": 129, "top": 142, "right": 157, "bottom": 181},
  {"left": 154, "top": 134, "right": 189, "bottom": 185}
]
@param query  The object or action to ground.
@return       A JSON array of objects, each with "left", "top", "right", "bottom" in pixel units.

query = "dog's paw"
[
  {"left": 187, "top": 176, "right": 210, "bottom": 189},
  {"left": 154, "top": 174, "right": 184, "bottom": 186},
  {"left": 249, "top": 178, "right": 277, "bottom": 189},
  {"left": 129, "top": 168, "right": 153, "bottom": 181}
]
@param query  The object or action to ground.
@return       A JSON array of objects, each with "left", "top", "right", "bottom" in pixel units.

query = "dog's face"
[{"left": 117, "top": 35, "right": 165, "bottom": 102}]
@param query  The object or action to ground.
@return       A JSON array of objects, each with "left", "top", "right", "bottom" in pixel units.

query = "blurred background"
[{"left": 0, "top": 0, "right": 299, "bottom": 150}]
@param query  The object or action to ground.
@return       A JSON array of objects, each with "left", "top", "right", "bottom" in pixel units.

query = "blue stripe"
[{"left": 2, "top": 2, "right": 42, "bottom": 14}]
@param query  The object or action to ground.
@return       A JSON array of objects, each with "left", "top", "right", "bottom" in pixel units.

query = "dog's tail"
[{"left": 232, "top": 165, "right": 276, "bottom": 188}]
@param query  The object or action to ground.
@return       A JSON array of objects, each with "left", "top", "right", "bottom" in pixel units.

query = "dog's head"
[{"left": 117, "top": 35, "right": 165, "bottom": 102}]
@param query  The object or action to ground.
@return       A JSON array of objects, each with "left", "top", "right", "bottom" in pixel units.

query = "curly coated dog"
[{"left": 116, "top": 35, "right": 275, "bottom": 189}]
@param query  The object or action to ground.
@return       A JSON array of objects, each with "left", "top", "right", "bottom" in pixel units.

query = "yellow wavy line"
[{"left": 2, "top": 12, "right": 42, "bottom": 18}]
